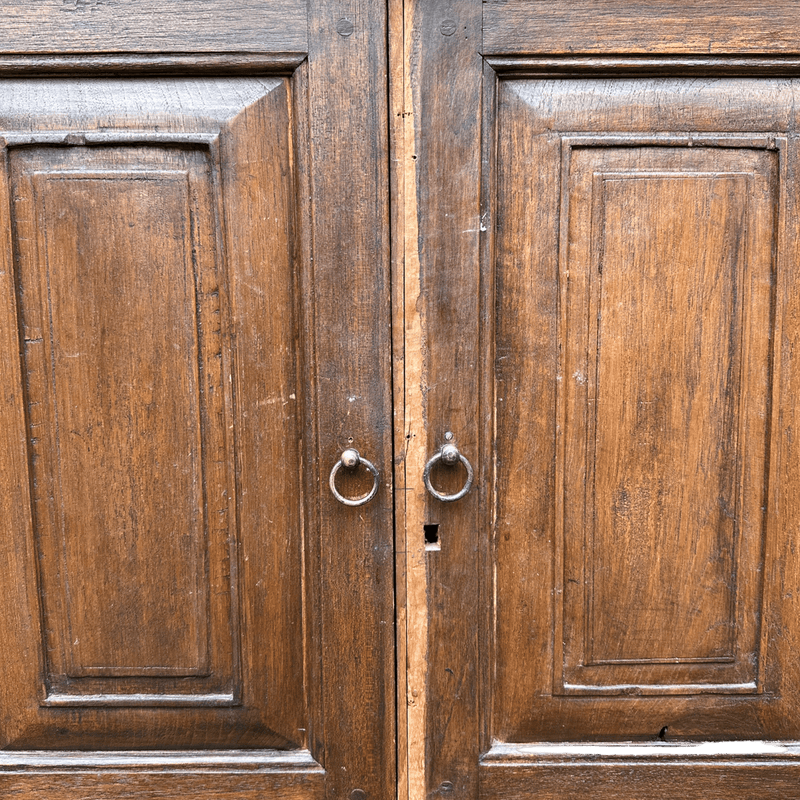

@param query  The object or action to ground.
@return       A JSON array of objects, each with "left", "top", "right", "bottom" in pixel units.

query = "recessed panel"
[
  {"left": 492, "top": 77, "right": 800, "bottom": 743},
  {"left": 588, "top": 173, "right": 743, "bottom": 666},
  {"left": 12, "top": 146, "right": 238, "bottom": 705},
  {"left": 558, "top": 145, "right": 775, "bottom": 695},
  {"left": 0, "top": 77, "right": 306, "bottom": 752}
]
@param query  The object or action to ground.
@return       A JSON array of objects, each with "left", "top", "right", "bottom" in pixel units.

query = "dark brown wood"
[
  {"left": 0, "top": 3, "right": 395, "bottom": 799},
  {"left": 0, "top": 0, "right": 306, "bottom": 55},
  {"left": 491, "top": 79, "right": 800, "bottom": 746},
  {"left": 405, "top": 4, "right": 800, "bottom": 799},
  {"left": 304, "top": 1, "right": 396, "bottom": 799},
  {"left": 399, "top": 1, "right": 486, "bottom": 799},
  {"left": 0, "top": 54, "right": 306, "bottom": 76},
  {"left": 480, "top": 743, "right": 800, "bottom": 800},
  {"left": 0, "top": 751, "right": 324, "bottom": 800},
  {"left": 483, "top": 0, "right": 800, "bottom": 56},
  {"left": 486, "top": 56, "right": 800, "bottom": 77},
  {"left": 0, "top": 77, "right": 310, "bottom": 752}
]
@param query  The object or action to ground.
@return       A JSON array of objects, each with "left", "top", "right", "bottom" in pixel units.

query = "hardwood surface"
[
  {"left": 400, "top": 2, "right": 800, "bottom": 799},
  {"left": 397, "top": 1, "right": 486, "bottom": 799},
  {"left": 0, "top": 3, "right": 395, "bottom": 798},
  {"left": 491, "top": 78, "right": 800, "bottom": 746},
  {"left": 0, "top": 0, "right": 307, "bottom": 54},
  {"left": 7, "top": 2, "right": 800, "bottom": 799},
  {"left": 0, "top": 77, "right": 307, "bottom": 751},
  {"left": 483, "top": 0, "right": 800, "bottom": 55}
]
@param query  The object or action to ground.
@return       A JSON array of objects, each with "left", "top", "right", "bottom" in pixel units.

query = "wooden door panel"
[
  {"left": 558, "top": 145, "right": 772, "bottom": 697},
  {"left": 492, "top": 79, "right": 800, "bottom": 744},
  {"left": 0, "top": 1, "right": 395, "bottom": 795},
  {"left": 15, "top": 146, "right": 238, "bottom": 702},
  {"left": 0, "top": 77, "right": 308, "bottom": 752}
]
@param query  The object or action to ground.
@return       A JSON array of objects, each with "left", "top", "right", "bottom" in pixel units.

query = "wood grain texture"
[
  {"left": 493, "top": 77, "right": 798, "bottom": 746},
  {"left": 0, "top": 78, "right": 307, "bottom": 751},
  {"left": 0, "top": 1, "right": 307, "bottom": 55},
  {"left": 304, "top": 1, "right": 396, "bottom": 798},
  {"left": 484, "top": 0, "right": 800, "bottom": 55},
  {"left": 557, "top": 146, "right": 774, "bottom": 696},
  {"left": 0, "top": 751, "right": 324, "bottom": 800},
  {"left": 480, "top": 743, "right": 800, "bottom": 800},
  {"left": 401, "top": 1, "right": 485, "bottom": 799},
  {"left": 13, "top": 148, "right": 235, "bottom": 698},
  {"left": 0, "top": 54, "right": 306, "bottom": 76}
]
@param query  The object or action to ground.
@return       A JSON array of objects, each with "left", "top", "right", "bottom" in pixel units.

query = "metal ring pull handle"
[
  {"left": 329, "top": 448, "right": 380, "bottom": 507},
  {"left": 423, "top": 439, "right": 474, "bottom": 502}
]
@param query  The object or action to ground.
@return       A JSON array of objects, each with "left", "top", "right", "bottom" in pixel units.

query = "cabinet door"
[
  {"left": 0, "top": 4, "right": 394, "bottom": 800},
  {"left": 399, "top": 2, "right": 800, "bottom": 798}
]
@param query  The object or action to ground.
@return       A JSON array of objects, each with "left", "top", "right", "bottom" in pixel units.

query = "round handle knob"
[
  {"left": 422, "top": 441, "right": 474, "bottom": 502},
  {"left": 329, "top": 448, "right": 380, "bottom": 507}
]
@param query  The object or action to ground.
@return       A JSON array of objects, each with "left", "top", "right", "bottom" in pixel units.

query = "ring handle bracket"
[
  {"left": 422, "top": 436, "right": 474, "bottom": 502},
  {"left": 329, "top": 448, "right": 380, "bottom": 507}
]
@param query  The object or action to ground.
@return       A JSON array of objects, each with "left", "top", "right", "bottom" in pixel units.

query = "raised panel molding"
[
  {"left": 11, "top": 146, "right": 240, "bottom": 707},
  {"left": 555, "top": 141, "right": 776, "bottom": 697},
  {"left": 492, "top": 78, "right": 800, "bottom": 743},
  {"left": 0, "top": 77, "right": 307, "bottom": 749}
]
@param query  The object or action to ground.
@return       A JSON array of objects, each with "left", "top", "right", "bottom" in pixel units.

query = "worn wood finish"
[
  {"left": 0, "top": 77, "right": 310, "bottom": 751},
  {"left": 483, "top": 0, "right": 800, "bottom": 56},
  {"left": 398, "top": 1, "right": 486, "bottom": 799},
  {"left": 0, "top": 751, "right": 324, "bottom": 800},
  {"left": 0, "top": 54, "right": 306, "bottom": 76},
  {"left": 480, "top": 743, "right": 800, "bottom": 800},
  {"left": 0, "top": 1, "right": 306, "bottom": 55},
  {"left": 0, "top": 2, "right": 395, "bottom": 798},
  {"left": 559, "top": 144, "right": 773, "bottom": 697},
  {"left": 404, "top": 0, "right": 800, "bottom": 794},
  {"left": 492, "top": 79, "right": 800, "bottom": 746},
  {"left": 305, "top": 1, "right": 395, "bottom": 799}
]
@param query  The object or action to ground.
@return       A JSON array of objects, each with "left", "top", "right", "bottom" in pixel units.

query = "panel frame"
[
  {"left": 0, "top": 6, "right": 396, "bottom": 792},
  {"left": 479, "top": 62, "right": 800, "bottom": 795},
  {"left": 398, "top": 3, "right": 800, "bottom": 788}
]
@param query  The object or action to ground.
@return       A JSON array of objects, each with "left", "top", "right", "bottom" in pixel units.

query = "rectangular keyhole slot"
[{"left": 424, "top": 523, "right": 440, "bottom": 551}]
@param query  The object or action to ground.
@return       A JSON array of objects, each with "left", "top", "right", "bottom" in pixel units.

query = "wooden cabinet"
[{"left": 2, "top": 2, "right": 800, "bottom": 799}]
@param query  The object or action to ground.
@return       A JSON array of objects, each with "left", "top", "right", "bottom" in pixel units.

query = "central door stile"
[{"left": 391, "top": 1, "right": 487, "bottom": 799}]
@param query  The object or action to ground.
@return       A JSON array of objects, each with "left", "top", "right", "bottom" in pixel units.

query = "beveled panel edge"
[
  {"left": 11, "top": 147, "right": 242, "bottom": 706},
  {"left": 43, "top": 693, "right": 238, "bottom": 708},
  {"left": 481, "top": 741, "right": 800, "bottom": 763},
  {"left": 0, "top": 132, "right": 219, "bottom": 147},
  {"left": 552, "top": 136, "right": 779, "bottom": 699},
  {"left": 0, "top": 748, "right": 324, "bottom": 772},
  {"left": 0, "top": 53, "right": 306, "bottom": 77},
  {"left": 484, "top": 56, "right": 800, "bottom": 76}
]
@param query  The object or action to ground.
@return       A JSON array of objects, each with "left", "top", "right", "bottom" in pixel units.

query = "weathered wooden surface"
[
  {"left": 406, "top": 1, "right": 800, "bottom": 796},
  {"left": 0, "top": 0, "right": 307, "bottom": 54},
  {"left": 398, "top": 1, "right": 485, "bottom": 800},
  {"left": 0, "top": 1, "right": 395, "bottom": 797},
  {"left": 484, "top": 0, "right": 800, "bottom": 55},
  {"left": 305, "top": 0, "right": 396, "bottom": 798}
]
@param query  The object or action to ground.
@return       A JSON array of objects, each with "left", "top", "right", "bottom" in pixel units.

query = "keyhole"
[{"left": 424, "top": 523, "right": 440, "bottom": 551}]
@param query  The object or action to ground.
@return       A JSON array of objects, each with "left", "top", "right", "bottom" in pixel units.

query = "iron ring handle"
[
  {"left": 422, "top": 443, "right": 474, "bottom": 502},
  {"left": 329, "top": 448, "right": 380, "bottom": 507}
]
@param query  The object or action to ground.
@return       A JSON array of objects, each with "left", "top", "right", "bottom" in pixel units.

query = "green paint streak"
[{"left": 522, "top": 742, "right": 786, "bottom": 756}]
